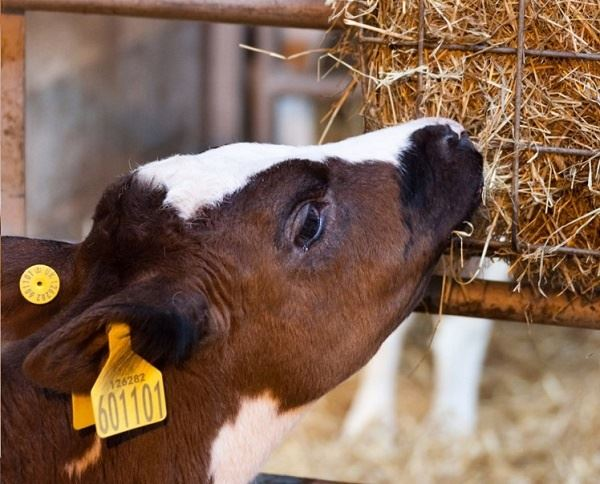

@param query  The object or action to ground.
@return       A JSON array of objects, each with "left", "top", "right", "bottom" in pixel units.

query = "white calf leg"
[
  {"left": 273, "top": 95, "right": 316, "bottom": 145},
  {"left": 341, "top": 313, "right": 421, "bottom": 439},
  {"left": 428, "top": 315, "right": 493, "bottom": 437}
]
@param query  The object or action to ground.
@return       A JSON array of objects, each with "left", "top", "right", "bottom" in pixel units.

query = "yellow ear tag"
[
  {"left": 72, "top": 393, "right": 95, "bottom": 430},
  {"left": 90, "top": 323, "right": 167, "bottom": 438},
  {"left": 19, "top": 264, "right": 60, "bottom": 304}
]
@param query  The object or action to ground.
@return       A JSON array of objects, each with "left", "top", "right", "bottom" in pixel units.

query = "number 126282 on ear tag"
[{"left": 91, "top": 323, "right": 167, "bottom": 438}]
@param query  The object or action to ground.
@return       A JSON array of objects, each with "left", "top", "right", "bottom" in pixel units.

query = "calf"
[{"left": 1, "top": 118, "right": 482, "bottom": 483}]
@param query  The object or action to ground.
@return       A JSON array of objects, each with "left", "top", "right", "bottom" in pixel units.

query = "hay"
[
  {"left": 264, "top": 323, "right": 600, "bottom": 483},
  {"left": 325, "top": 0, "right": 600, "bottom": 295}
]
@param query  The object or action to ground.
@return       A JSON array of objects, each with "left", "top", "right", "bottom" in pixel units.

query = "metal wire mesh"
[{"left": 359, "top": 0, "right": 600, "bottom": 259}]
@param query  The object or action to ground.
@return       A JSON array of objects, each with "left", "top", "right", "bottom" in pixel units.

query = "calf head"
[{"left": 6, "top": 117, "right": 482, "bottom": 426}]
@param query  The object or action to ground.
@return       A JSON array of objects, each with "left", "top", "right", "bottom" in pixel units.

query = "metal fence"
[{"left": 1, "top": 0, "right": 598, "bottom": 328}]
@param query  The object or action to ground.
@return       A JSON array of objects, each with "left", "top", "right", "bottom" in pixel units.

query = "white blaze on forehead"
[
  {"left": 136, "top": 117, "right": 464, "bottom": 219},
  {"left": 208, "top": 395, "right": 307, "bottom": 484}
]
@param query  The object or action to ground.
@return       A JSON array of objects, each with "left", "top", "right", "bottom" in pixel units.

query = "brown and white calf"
[{"left": 1, "top": 118, "right": 482, "bottom": 483}]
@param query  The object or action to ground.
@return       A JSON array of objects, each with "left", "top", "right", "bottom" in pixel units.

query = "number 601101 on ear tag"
[{"left": 91, "top": 323, "right": 167, "bottom": 438}]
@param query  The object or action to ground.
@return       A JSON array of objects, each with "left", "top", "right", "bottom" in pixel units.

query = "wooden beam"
[
  {"left": 1, "top": 12, "right": 26, "bottom": 236},
  {"left": 2, "top": 1, "right": 335, "bottom": 29},
  {"left": 418, "top": 276, "right": 600, "bottom": 330}
]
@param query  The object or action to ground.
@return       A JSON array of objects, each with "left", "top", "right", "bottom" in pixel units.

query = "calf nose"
[
  {"left": 443, "top": 125, "right": 474, "bottom": 150},
  {"left": 458, "top": 131, "right": 475, "bottom": 149}
]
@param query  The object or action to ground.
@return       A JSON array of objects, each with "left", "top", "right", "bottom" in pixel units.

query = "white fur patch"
[
  {"left": 136, "top": 117, "right": 464, "bottom": 219},
  {"left": 64, "top": 435, "right": 102, "bottom": 480},
  {"left": 208, "top": 395, "right": 306, "bottom": 484}
]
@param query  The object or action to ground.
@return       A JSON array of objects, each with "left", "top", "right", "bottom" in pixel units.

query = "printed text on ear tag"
[
  {"left": 19, "top": 264, "right": 60, "bottom": 304},
  {"left": 91, "top": 323, "right": 167, "bottom": 438},
  {"left": 72, "top": 393, "right": 95, "bottom": 430}
]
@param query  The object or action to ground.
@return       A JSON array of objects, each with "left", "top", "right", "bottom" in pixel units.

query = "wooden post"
[{"left": 1, "top": 12, "right": 26, "bottom": 235}]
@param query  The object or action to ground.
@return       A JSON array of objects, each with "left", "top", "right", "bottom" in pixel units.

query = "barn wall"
[{"left": 25, "top": 14, "right": 244, "bottom": 240}]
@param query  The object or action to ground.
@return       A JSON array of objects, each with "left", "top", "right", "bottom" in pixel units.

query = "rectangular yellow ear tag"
[
  {"left": 72, "top": 392, "right": 95, "bottom": 430},
  {"left": 90, "top": 323, "right": 167, "bottom": 438}
]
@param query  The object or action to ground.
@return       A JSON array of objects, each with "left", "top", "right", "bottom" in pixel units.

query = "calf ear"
[
  {"left": 22, "top": 278, "right": 214, "bottom": 393},
  {"left": 1, "top": 236, "right": 78, "bottom": 340}
]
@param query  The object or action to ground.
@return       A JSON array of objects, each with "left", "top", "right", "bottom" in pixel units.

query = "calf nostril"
[{"left": 444, "top": 131, "right": 459, "bottom": 146}]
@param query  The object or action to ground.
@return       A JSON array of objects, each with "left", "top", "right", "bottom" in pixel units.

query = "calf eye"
[{"left": 293, "top": 202, "right": 325, "bottom": 251}]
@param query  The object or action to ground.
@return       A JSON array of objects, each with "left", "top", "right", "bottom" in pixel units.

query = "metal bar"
[
  {"left": 458, "top": 238, "right": 600, "bottom": 258},
  {"left": 415, "top": 0, "right": 425, "bottom": 118},
  {"left": 523, "top": 145, "right": 600, "bottom": 157},
  {"left": 2, "top": 0, "right": 335, "bottom": 29},
  {"left": 361, "top": 36, "right": 600, "bottom": 62},
  {"left": 417, "top": 276, "right": 600, "bottom": 330},
  {"left": 1, "top": 13, "right": 26, "bottom": 236},
  {"left": 522, "top": 244, "right": 600, "bottom": 257},
  {"left": 493, "top": 142, "right": 600, "bottom": 158},
  {"left": 518, "top": 47, "right": 600, "bottom": 61},
  {"left": 511, "top": 0, "right": 527, "bottom": 252}
]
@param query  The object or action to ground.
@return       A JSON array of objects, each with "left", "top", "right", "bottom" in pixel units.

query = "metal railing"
[
  {"left": 1, "top": 0, "right": 598, "bottom": 328},
  {"left": 2, "top": 0, "right": 334, "bottom": 28}
]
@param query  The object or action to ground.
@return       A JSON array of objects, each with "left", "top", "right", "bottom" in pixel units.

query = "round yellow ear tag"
[{"left": 19, "top": 264, "right": 60, "bottom": 304}]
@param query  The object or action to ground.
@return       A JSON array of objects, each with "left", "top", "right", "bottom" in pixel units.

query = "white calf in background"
[{"left": 342, "top": 259, "right": 511, "bottom": 439}]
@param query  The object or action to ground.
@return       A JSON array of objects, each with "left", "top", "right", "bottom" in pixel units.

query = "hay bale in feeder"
[{"left": 327, "top": 0, "right": 600, "bottom": 296}]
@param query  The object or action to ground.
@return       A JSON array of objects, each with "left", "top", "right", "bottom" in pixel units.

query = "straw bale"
[
  {"left": 426, "top": 0, "right": 519, "bottom": 46},
  {"left": 327, "top": 0, "right": 600, "bottom": 295}
]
